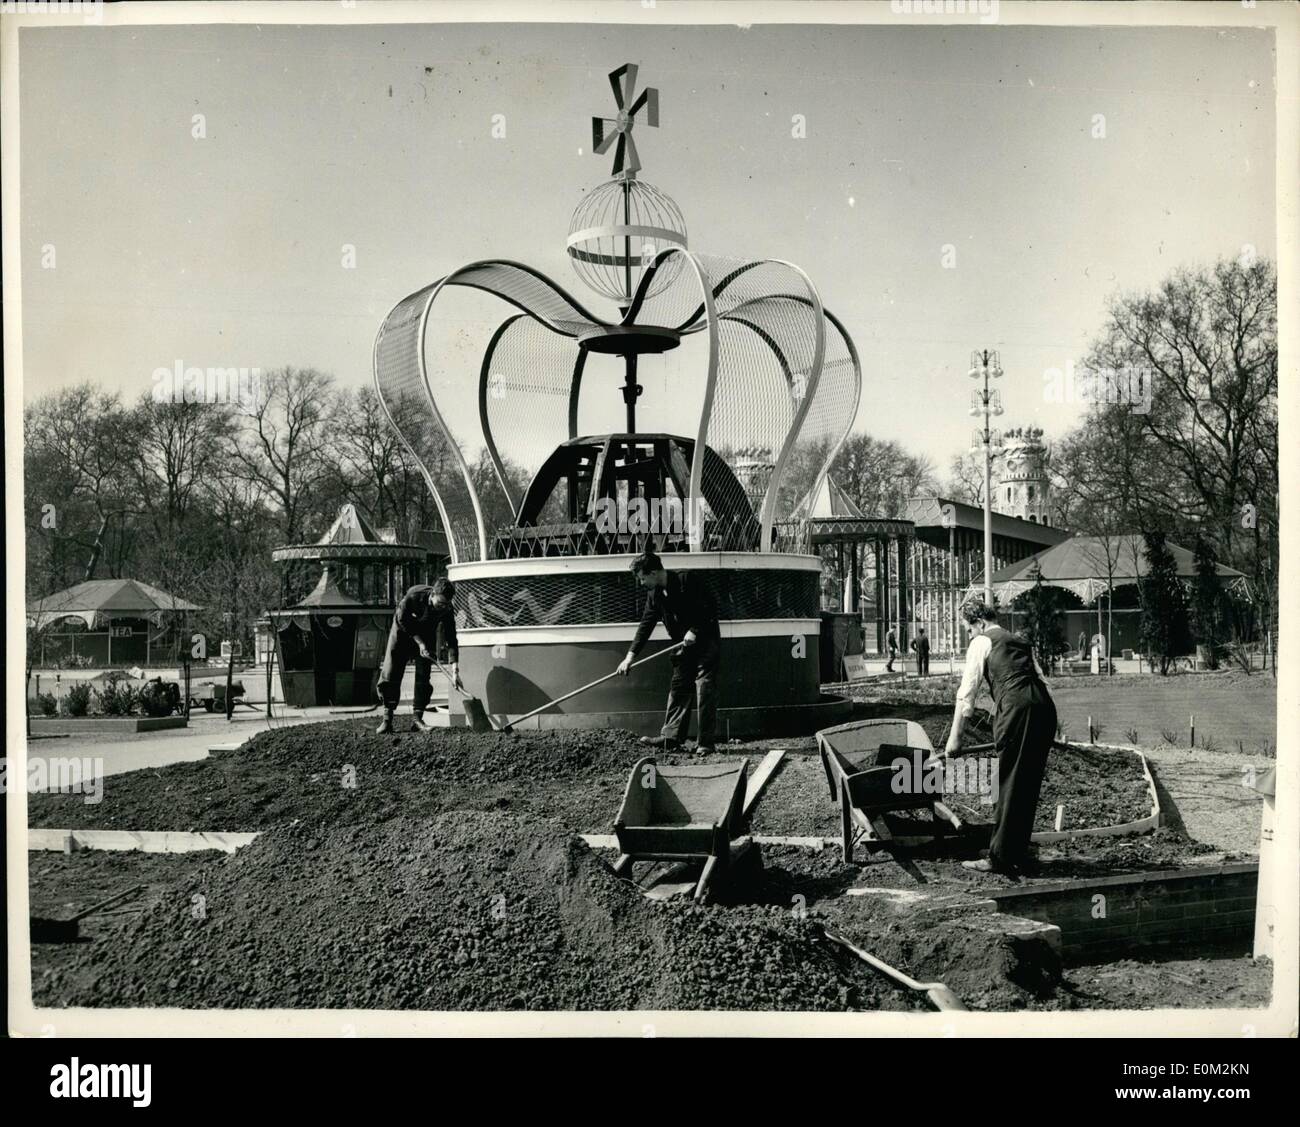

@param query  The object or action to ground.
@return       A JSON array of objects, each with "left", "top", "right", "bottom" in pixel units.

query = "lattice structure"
[{"left": 373, "top": 247, "right": 861, "bottom": 563}]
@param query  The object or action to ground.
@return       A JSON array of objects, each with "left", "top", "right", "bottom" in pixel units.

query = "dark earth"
[{"left": 26, "top": 708, "right": 1267, "bottom": 1012}]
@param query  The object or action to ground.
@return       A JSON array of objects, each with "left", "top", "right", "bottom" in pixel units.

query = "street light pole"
[{"left": 968, "top": 349, "right": 1004, "bottom": 608}]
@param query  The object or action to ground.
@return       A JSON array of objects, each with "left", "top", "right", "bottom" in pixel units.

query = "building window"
[{"left": 1027, "top": 484, "right": 1035, "bottom": 501}]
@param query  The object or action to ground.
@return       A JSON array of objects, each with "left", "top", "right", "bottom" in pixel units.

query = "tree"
[
  {"left": 1138, "top": 529, "right": 1191, "bottom": 675},
  {"left": 1016, "top": 566, "right": 1070, "bottom": 673},
  {"left": 228, "top": 367, "right": 337, "bottom": 542},
  {"left": 1072, "top": 256, "right": 1277, "bottom": 572},
  {"left": 943, "top": 450, "right": 986, "bottom": 506},
  {"left": 1190, "top": 536, "right": 1223, "bottom": 669}
]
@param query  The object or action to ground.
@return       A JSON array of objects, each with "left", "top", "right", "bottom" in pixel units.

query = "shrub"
[
  {"left": 1159, "top": 727, "right": 1179, "bottom": 746},
  {"left": 60, "top": 683, "right": 92, "bottom": 717},
  {"left": 139, "top": 680, "right": 179, "bottom": 717},
  {"left": 97, "top": 676, "right": 138, "bottom": 716},
  {"left": 1124, "top": 726, "right": 1139, "bottom": 744},
  {"left": 36, "top": 692, "right": 58, "bottom": 716}
]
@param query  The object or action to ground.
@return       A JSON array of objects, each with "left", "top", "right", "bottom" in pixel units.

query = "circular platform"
[
  {"left": 450, "top": 552, "right": 837, "bottom": 737},
  {"left": 576, "top": 324, "right": 682, "bottom": 355}
]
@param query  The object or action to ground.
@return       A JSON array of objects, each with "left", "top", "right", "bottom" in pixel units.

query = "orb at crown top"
[{"left": 566, "top": 63, "right": 688, "bottom": 307}]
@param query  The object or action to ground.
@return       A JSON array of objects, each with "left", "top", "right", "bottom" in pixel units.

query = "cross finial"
[{"left": 591, "top": 63, "right": 658, "bottom": 178}]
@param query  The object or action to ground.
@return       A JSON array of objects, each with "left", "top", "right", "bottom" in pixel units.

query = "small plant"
[
  {"left": 1198, "top": 733, "right": 1220, "bottom": 754},
  {"left": 60, "top": 682, "right": 92, "bottom": 717},
  {"left": 97, "top": 675, "right": 139, "bottom": 717},
  {"left": 1090, "top": 722, "right": 1106, "bottom": 743},
  {"left": 1124, "top": 726, "right": 1139, "bottom": 744},
  {"left": 37, "top": 691, "right": 58, "bottom": 716},
  {"left": 1159, "top": 727, "right": 1179, "bottom": 746},
  {"left": 1261, "top": 740, "right": 1275, "bottom": 760},
  {"left": 62, "top": 653, "right": 97, "bottom": 670}
]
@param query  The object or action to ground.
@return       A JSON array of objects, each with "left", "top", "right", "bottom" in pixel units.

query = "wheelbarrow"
[
  {"left": 612, "top": 756, "right": 752, "bottom": 903},
  {"left": 816, "top": 718, "right": 963, "bottom": 862},
  {"left": 30, "top": 885, "right": 146, "bottom": 943}
]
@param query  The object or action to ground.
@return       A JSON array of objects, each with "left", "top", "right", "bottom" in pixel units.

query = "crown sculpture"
[{"left": 373, "top": 63, "right": 862, "bottom": 566}]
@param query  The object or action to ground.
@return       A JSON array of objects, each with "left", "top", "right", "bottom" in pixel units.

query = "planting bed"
[
  {"left": 27, "top": 707, "right": 1246, "bottom": 1014},
  {"left": 29, "top": 706, "right": 1148, "bottom": 839}
]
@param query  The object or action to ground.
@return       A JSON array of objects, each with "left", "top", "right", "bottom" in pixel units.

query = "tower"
[{"left": 995, "top": 426, "right": 1051, "bottom": 525}]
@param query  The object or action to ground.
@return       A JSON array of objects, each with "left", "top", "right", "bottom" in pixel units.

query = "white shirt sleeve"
[{"left": 955, "top": 634, "right": 992, "bottom": 718}]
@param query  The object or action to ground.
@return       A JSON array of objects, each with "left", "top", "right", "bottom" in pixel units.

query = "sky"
[{"left": 17, "top": 17, "right": 1277, "bottom": 473}]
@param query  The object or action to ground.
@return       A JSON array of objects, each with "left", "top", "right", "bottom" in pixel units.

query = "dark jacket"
[
  {"left": 629, "top": 571, "right": 720, "bottom": 656},
  {"left": 911, "top": 634, "right": 931, "bottom": 657},
  {"left": 395, "top": 584, "right": 458, "bottom": 663}
]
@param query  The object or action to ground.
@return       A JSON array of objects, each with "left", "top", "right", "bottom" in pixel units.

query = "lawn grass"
[{"left": 835, "top": 669, "right": 1276, "bottom": 755}]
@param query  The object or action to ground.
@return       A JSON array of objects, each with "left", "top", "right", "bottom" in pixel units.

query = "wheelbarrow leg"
[
  {"left": 840, "top": 785, "right": 854, "bottom": 864},
  {"left": 693, "top": 854, "right": 719, "bottom": 903},
  {"left": 612, "top": 854, "right": 634, "bottom": 877}
]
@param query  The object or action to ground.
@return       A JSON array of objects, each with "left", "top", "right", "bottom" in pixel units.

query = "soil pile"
[
  {"left": 41, "top": 811, "right": 913, "bottom": 1012},
  {"left": 28, "top": 721, "right": 652, "bottom": 834}
]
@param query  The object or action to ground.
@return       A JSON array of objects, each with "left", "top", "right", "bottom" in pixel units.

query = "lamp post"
[{"left": 968, "top": 349, "right": 1004, "bottom": 608}]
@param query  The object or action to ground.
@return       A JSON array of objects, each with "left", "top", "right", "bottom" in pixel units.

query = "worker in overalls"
[
  {"left": 941, "top": 598, "right": 1057, "bottom": 875},
  {"left": 376, "top": 576, "right": 460, "bottom": 734},
  {"left": 616, "top": 550, "right": 721, "bottom": 755}
]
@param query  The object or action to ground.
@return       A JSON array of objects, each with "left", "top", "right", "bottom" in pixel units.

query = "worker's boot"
[
  {"left": 375, "top": 708, "right": 395, "bottom": 735},
  {"left": 639, "top": 735, "right": 682, "bottom": 751},
  {"left": 410, "top": 711, "right": 431, "bottom": 733}
]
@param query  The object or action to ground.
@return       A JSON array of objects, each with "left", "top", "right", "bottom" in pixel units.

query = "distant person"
[
  {"left": 941, "top": 599, "right": 1057, "bottom": 876},
  {"left": 885, "top": 626, "right": 899, "bottom": 672},
  {"left": 617, "top": 550, "right": 721, "bottom": 754},
  {"left": 375, "top": 577, "right": 460, "bottom": 734},
  {"left": 910, "top": 627, "right": 931, "bottom": 677},
  {"left": 1077, "top": 631, "right": 1088, "bottom": 661}
]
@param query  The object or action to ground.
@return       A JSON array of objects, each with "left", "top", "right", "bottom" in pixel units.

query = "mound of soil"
[
  {"left": 28, "top": 721, "right": 654, "bottom": 834},
  {"left": 39, "top": 812, "right": 912, "bottom": 1012}
]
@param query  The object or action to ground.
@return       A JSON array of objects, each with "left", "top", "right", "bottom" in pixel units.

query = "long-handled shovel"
[
  {"left": 431, "top": 660, "right": 498, "bottom": 733},
  {"left": 31, "top": 885, "right": 147, "bottom": 943},
  {"left": 499, "top": 644, "right": 682, "bottom": 734},
  {"left": 822, "top": 926, "right": 967, "bottom": 1012}
]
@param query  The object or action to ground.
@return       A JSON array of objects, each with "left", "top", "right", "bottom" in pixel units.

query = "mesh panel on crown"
[
  {"left": 779, "top": 308, "right": 861, "bottom": 524},
  {"left": 375, "top": 282, "right": 484, "bottom": 563},
  {"left": 374, "top": 283, "right": 483, "bottom": 563},
  {"left": 454, "top": 567, "right": 818, "bottom": 630},
  {"left": 482, "top": 315, "right": 584, "bottom": 510},
  {"left": 448, "top": 262, "right": 605, "bottom": 337}
]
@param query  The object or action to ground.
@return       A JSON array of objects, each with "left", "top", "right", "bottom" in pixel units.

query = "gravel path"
[{"left": 1141, "top": 746, "right": 1269, "bottom": 855}]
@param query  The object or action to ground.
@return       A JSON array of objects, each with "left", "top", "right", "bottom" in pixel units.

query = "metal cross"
[{"left": 591, "top": 63, "right": 658, "bottom": 178}]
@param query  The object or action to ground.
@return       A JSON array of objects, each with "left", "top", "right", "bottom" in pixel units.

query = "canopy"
[
  {"left": 292, "top": 566, "right": 364, "bottom": 609},
  {"left": 26, "top": 578, "right": 202, "bottom": 630},
  {"left": 271, "top": 503, "right": 434, "bottom": 562},
  {"left": 967, "top": 533, "right": 1251, "bottom": 604}
]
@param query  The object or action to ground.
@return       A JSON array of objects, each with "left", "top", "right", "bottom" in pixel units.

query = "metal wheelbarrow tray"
[
  {"left": 815, "top": 718, "right": 963, "bottom": 862},
  {"left": 612, "top": 756, "right": 749, "bottom": 902}
]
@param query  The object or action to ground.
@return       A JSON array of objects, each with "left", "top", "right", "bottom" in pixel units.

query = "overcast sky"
[{"left": 18, "top": 18, "right": 1276, "bottom": 470}]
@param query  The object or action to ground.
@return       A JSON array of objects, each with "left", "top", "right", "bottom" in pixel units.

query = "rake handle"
[{"left": 503, "top": 644, "right": 682, "bottom": 731}]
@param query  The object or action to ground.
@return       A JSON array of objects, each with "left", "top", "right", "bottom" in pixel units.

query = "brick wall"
[{"left": 985, "top": 863, "right": 1258, "bottom": 960}]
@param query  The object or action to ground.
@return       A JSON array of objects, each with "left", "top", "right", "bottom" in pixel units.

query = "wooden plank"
[
  {"left": 28, "top": 829, "right": 260, "bottom": 854},
  {"left": 742, "top": 749, "right": 786, "bottom": 816}
]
